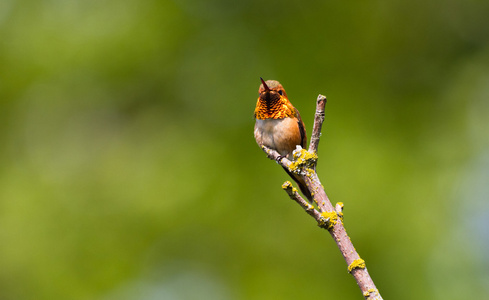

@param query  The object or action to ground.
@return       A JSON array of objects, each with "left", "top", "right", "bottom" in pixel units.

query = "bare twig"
[
  {"left": 281, "top": 181, "right": 322, "bottom": 222},
  {"left": 261, "top": 95, "right": 383, "bottom": 300},
  {"left": 308, "top": 94, "right": 327, "bottom": 154}
]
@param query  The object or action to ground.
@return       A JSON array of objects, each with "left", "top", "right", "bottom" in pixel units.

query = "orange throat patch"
[{"left": 254, "top": 96, "right": 295, "bottom": 120}]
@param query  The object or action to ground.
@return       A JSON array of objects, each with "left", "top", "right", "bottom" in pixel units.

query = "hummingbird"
[{"left": 254, "top": 78, "right": 312, "bottom": 202}]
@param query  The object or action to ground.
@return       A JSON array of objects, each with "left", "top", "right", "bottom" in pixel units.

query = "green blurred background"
[{"left": 1, "top": 0, "right": 489, "bottom": 299}]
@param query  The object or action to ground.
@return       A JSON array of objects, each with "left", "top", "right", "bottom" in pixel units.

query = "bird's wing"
[{"left": 294, "top": 108, "right": 307, "bottom": 148}]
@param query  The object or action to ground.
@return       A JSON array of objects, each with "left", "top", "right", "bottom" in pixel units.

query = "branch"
[
  {"left": 281, "top": 181, "right": 322, "bottom": 222},
  {"left": 261, "top": 95, "right": 383, "bottom": 300},
  {"left": 308, "top": 94, "right": 327, "bottom": 154}
]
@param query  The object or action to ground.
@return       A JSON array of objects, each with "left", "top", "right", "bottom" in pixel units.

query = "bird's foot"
[{"left": 276, "top": 155, "right": 286, "bottom": 163}]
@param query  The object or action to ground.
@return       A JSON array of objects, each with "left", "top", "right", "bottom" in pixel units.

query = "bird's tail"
[{"left": 282, "top": 166, "right": 313, "bottom": 202}]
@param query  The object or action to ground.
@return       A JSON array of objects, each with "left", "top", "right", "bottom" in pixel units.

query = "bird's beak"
[{"left": 260, "top": 77, "right": 270, "bottom": 92}]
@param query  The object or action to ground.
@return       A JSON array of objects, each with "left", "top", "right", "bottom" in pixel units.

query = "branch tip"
[
  {"left": 281, "top": 181, "right": 293, "bottom": 190},
  {"left": 335, "top": 202, "right": 344, "bottom": 219},
  {"left": 317, "top": 94, "right": 327, "bottom": 107}
]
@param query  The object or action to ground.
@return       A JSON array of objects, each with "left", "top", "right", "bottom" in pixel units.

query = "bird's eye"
[{"left": 278, "top": 90, "right": 284, "bottom": 95}]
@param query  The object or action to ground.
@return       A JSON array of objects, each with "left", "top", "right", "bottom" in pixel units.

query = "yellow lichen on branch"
[
  {"left": 319, "top": 211, "right": 338, "bottom": 229},
  {"left": 282, "top": 181, "right": 299, "bottom": 194},
  {"left": 288, "top": 148, "right": 318, "bottom": 174},
  {"left": 348, "top": 258, "right": 366, "bottom": 273}
]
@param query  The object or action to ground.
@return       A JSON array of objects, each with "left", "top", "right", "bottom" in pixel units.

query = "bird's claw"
[{"left": 276, "top": 155, "right": 285, "bottom": 163}]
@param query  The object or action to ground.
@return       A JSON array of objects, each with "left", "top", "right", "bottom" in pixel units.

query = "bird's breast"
[{"left": 254, "top": 118, "right": 302, "bottom": 158}]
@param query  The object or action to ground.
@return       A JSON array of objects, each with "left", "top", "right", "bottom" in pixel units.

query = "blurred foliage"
[{"left": 1, "top": 0, "right": 489, "bottom": 299}]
